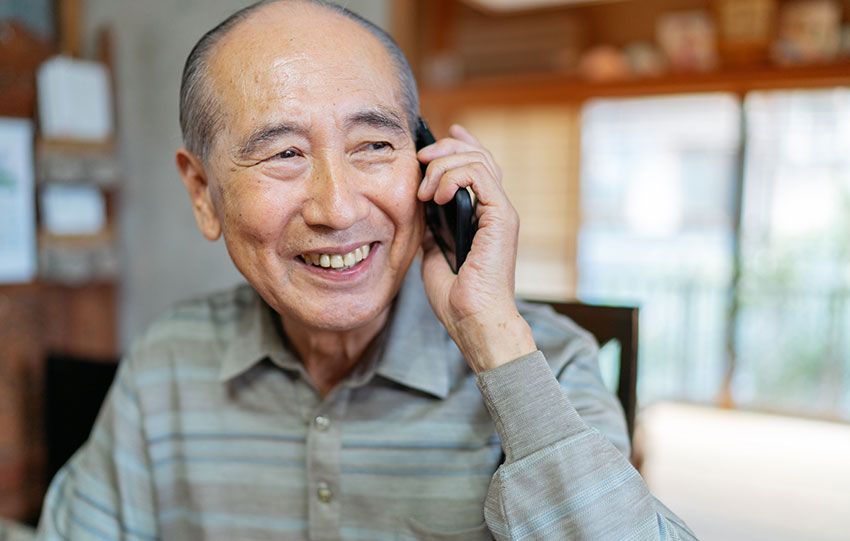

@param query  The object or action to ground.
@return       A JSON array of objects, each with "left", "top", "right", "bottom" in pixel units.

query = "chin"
[{"left": 291, "top": 295, "right": 391, "bottom": 332}]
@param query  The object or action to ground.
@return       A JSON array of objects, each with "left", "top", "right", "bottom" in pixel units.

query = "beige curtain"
[{"left": 458, "top": 106, "right": 581, "bottom": 300}]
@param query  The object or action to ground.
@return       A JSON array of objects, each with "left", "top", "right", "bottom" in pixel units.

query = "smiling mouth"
[{"left": 299, "top": 243, "right": 373, "bottom": 270}]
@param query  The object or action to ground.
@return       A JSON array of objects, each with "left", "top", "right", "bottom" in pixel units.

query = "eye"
[
  {"left": 362, "top": 141, "right": 393, "bottom": 152},
  {"left": 272, "top": 147, "right": 302, "bottom": 160}
]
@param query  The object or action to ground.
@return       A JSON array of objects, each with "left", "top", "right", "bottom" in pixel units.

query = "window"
[
  {"left": 578, "top": 94, "right": 741, "bottom": 404},
  {"left": 735, "top": 89, "right": 850, "bottom": 418}
]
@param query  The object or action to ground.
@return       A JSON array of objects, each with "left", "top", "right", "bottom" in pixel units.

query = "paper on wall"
[
  {"left": 40, "top": 184, "right": 106, "bottom": 236},
  {"left": 0, "top": 118, "right": 37, "bottom": 283},
  {"left": 37, "top": 56, "right": 113, "bottom": 141}
]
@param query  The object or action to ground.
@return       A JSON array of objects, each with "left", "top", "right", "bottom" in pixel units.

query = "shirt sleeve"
[
  {"left": 36, "top": 348, "right": 160, "bottom": 541},
  {"left": 477, "top": 351, "right": 698, "bottom": 540}
]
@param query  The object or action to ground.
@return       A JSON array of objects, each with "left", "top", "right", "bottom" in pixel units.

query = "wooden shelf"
[
  {"left": 37, "top": 137, "right": 116, "bottom": 154},
  {"left": 38, "top": 227, "right": 116, "bottom": 248},
  {"left": 422, "top": 61, "right": 850, "bottom": 110}
]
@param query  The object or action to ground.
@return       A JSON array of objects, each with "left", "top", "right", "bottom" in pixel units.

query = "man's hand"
[{"left": 417, "top": 124, "right": 536, "bottom": 373}]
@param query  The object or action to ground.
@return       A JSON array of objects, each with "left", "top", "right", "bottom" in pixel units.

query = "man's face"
[{"left": 200, "top": 5, "right": 423, "bottom": 331}]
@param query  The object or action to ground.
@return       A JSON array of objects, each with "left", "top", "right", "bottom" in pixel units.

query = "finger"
[
  {"left": 418, "top": 151, "right": 499, "bottom": 201},
  {"left": 418, "top": 138, "right": 501, "bottom": 184},
  {"left": 420, "top": 228, "right": 455, "bottom": 290},
  {"left": 421, "top": 226, "right": 437, "bottom": 253},
  {"left": 431, "top": 161, "right": 511, "bottom": 212},
  {"left": 448, "top": 124, "right": 481, "bottom": 146}
]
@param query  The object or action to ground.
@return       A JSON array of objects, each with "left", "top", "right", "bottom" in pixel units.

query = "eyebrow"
[
  {"left": 344, "top": 108, "right": 407, "bottom": 135},
  {"left": 235, "top": 122, "right": 307, "bottom": 160},
  {"left": 234, "top": 107, "right": 408, "bottom": 160}
]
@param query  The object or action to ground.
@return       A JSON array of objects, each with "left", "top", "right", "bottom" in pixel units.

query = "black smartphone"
[{"left": 415, "top": 118, "right": 478, "bottom": 274}]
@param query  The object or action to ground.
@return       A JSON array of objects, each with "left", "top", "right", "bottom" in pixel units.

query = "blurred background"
[{"left": 1, "top": 0, "right": 849, "bottom": 539}]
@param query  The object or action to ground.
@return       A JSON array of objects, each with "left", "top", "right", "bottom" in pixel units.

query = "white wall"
[{"left": 82, "top": 0, "right": 390, "bottom": 347}]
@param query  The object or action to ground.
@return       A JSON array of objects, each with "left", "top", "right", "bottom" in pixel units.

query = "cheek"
[
  {"left": 220, "top": 180, "right": 296, "bottom": 244},
  {"left": 376, "top": 163, "right": 421, "bottom": 227}
]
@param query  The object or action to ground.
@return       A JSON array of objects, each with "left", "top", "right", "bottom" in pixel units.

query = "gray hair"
[{"left": 179, "top": 0, "right": 420, "bottom": 162}]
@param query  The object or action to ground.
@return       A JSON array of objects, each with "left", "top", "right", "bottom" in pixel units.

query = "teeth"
[{"left": 303, "top": 244, "right": 372, "bottom": 270}]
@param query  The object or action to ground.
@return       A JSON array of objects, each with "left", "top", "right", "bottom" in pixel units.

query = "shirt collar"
[
  {"left": 374, "top": 268, "right": 455, "bottom": 399},
  {"left": 217, "top": 291, "right": 293, "bottom": 382},
  {"left": 217, "top": 268, "right": 458, "bottom": 399}
]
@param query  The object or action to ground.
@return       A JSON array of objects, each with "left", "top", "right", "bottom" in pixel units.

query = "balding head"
[{"left": 179, "top": 0, "right": 419, "bottom": 162}]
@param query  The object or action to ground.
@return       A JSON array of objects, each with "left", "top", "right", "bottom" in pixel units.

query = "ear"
[{"left": 176, "top": 148, "right": 222, "bottom": 241}]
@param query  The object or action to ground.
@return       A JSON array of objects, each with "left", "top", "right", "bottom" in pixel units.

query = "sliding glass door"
[
  {"left": 578, "top": 88, "right": 850, "bottom": 419},
  {"left": 735, "top": 89, "right": 850, "bottom": 419},
  {"left": 578, "top": 94, "right": 741, "bottom": 405}
]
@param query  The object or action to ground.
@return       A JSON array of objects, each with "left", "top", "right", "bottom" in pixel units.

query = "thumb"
[{"left": 420, "top": 230, "right": 454, "bottom": 304}]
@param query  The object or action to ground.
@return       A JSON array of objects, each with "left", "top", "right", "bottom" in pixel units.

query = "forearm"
[{"left": 477, "top": 352, "right": 697, "bottom": 540}]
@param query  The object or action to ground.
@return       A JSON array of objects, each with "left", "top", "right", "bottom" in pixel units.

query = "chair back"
[{"left": 44, "top": 353, "right": 119, "bottom": 483}]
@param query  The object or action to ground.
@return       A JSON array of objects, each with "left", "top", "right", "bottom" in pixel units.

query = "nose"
[{"left": 302, "top": 154, "right": 368, "bottom": 230}]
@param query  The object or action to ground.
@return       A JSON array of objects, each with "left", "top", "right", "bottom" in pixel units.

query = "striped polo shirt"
[{"left": 37, "top": 270, "right": 694, "bottom": 540}]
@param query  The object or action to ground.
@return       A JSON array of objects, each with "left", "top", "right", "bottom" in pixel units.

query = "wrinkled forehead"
[{"left": 206, "top": 3, "right": 404, "bottom": 128}]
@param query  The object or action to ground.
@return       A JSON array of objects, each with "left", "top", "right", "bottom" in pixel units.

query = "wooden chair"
[
  {"left": 529, "top": 301, "right": 639, "bottom": 443},
  {"left": 44, "top": 353, "right": 119, "bottom": 484}
]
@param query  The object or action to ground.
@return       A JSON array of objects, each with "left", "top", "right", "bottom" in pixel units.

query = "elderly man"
[{"left": 37, "top": 1, "right": 695, "bottom": 540}]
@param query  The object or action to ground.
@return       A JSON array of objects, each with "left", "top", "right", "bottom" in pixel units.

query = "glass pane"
[
  {"left": 736, "top": 88, "right": 850, "bottom": 419},
  {"left": 578, "top": 94, "right": 741, "bottom": 405}
]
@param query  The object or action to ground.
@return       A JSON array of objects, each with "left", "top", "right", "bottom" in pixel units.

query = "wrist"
[{"left": 451, "top": 309, "right": 537, "bottom": 373}]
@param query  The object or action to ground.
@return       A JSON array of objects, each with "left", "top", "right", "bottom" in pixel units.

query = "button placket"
[{"left": 305, "top": 389, "right": 349, "bottom": 540}]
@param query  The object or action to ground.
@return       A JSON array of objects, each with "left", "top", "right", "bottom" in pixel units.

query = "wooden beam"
[
  {"left": 422, "top": 61, "right": 850, "bottom": 110},
  {"left": 390, "top": 0, "right": 418, "bottom": 63},
  {"left": 0, "top": 21, "right": 54, "bottom": 117},
  {"left": 58, "top": 0, "right": 82, "bottom": 57}
]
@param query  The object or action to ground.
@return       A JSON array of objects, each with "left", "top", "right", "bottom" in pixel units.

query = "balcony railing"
[{"left": 580, "top": 273, "right": 850, "bottom": 420}]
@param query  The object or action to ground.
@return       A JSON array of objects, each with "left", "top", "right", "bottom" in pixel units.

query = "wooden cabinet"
[
  {"left": 404, "top": 0, "right": 850, "bottom": 115},
  {"left": 0, "top": 16, "right": 119, "bottom": 522},
  {"left": 0, "top": 282, "right": 117, "bottom": 521}
]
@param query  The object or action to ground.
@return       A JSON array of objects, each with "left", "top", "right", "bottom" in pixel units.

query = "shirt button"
[
  {"left": 316, "top": 481, "right": 333, "bottom": 503},
  {"left": 314, "top": 415, "right": 331, "bottom": 431}
]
